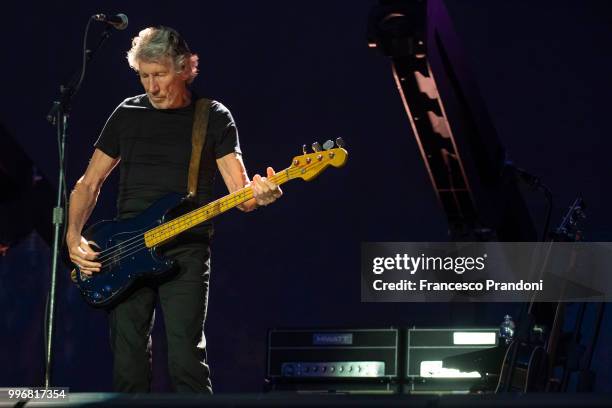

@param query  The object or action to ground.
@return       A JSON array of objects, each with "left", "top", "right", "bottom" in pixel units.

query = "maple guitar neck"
[
  {"left": 143, "top": 170, "right": 289, "bottom": 247},
  {"left": 143, "top": 145, "right": 348, "bottom": 248}
]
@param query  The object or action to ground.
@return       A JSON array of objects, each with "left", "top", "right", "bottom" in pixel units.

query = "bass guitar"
[{"left": 72, "top": 141, "right": 348, "bottom": 308}]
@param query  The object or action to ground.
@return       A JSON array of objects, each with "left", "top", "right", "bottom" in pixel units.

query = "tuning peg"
[
  {"left": 335, "top": 137, "right": 345, "bottom": 148},
  {"left": 323, "top": 140, "right": 334, "bottom": 150},
  {"left": 312, "top": 142, "right": 322, "bottom": 152},
  {"left": 302, "top": 144, "right": 308, "bottom": 155}
]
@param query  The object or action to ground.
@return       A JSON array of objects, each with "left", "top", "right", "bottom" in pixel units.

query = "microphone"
[{"left": 92, "top": 13, "right": 129, "bottom": 30}]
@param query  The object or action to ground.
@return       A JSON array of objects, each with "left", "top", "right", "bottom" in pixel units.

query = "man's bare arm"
[
  {"left": 216, "top": 152, "right": 282, "bottom": 212},
  {"left": 67, "top": 148, "right": 119, "bottom": 274}
]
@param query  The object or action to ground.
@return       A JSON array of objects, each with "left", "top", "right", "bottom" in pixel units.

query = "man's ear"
[{"left": 179, "top": 64, "right": 191, "bottom": 81}]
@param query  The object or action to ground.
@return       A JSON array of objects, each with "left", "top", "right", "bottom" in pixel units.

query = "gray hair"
[{"left": 126, "top": 26, "right": 199, "bottom": 84}]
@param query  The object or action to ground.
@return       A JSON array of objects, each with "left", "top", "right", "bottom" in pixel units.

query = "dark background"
[{"left": 1, "top": 0, "right": 611, "bottom": 393}]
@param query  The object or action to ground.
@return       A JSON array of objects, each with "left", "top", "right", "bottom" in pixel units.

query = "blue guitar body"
[{"left": 73, "top": 193, "right": 186, "bottom": 309}]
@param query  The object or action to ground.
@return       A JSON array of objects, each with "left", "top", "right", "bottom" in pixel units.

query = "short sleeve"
[
  {"left": 94, "top": 103, "right": 123, "bottom": 159},
  {"left": 208, "top": 101, "right": 242, "bottom": 159}
]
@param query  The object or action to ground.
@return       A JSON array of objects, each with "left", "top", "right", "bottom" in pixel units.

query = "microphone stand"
[{"left": 44, "top": 19, "right": 115, "bottom": 389}]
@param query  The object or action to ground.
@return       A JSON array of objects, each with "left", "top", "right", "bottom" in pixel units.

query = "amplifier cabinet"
[
  {"left": 405, "top": 327, "right": 499, "bottom": 394},
  {"left": 267, "top": 328, "right": 399, "bottom": 381}
]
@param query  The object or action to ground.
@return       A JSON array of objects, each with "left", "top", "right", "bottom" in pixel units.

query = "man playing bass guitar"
[{"left": 66, "top": 26, "right": 282, "bottom": 393}]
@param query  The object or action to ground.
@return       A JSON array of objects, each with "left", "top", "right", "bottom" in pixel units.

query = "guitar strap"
[{"left": 187, "top": 98, "right": 212, "bottom": 198}]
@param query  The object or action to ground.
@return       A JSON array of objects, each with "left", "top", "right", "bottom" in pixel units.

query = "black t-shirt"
[{"left": 95, "top": 94, "right": 241, "bottom": 236}]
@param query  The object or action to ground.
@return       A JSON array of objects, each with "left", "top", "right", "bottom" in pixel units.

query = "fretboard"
[{"left": 143, "top": 169, "right": 291, "bottom": 247}]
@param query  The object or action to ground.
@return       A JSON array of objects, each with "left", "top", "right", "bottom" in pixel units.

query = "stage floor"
[{"left": 6, "top": 392, "right": 612, "bottom": 407}]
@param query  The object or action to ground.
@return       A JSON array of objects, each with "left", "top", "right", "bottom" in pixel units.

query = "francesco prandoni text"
[
  {"left": 371, "top": 253, "right": 543, "bottom": 292},
  {"left": 373, "top": 279, "right": 543, "bottom": 292}
]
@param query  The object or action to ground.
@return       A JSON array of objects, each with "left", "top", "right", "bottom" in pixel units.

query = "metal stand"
[{"left": 44, "top": 20, "right": 114, "bottom": 388}]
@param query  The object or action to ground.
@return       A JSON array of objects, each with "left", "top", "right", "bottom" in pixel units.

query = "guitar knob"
[
  {"left": 335, "top": 137, "right": 345, "bottom": 148},
  {"left": 312, "top": 142, "right": 322, "bottom": 152},
  {"left": 323, "top": 140, "right": 334, "bottom": 150}
]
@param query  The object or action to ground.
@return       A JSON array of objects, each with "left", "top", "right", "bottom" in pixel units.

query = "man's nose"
[{"left": 148, "top": 78, "right": 159, "bottom": 94}]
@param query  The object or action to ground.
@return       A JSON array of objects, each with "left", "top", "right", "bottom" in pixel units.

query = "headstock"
[
  {"left": 553, "top": 196, "right": 586, "bottom": 242},
  {"left": 289, "top": 138, "right": 348, "bottom": 181}
]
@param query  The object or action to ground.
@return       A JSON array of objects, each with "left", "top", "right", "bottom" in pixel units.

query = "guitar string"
[
  {"left": 94, "top": 196, "right": 246, "bottom": 267},
  {"left": 94, "top": 192, "right": 246, "bottom": 261},
  {"left": 91, "top": 158, "right": 332, "bottom": 267},
  {"left": 99, "top": 240, "right": 150, "bottom": 272},
  {"left": 94, "top": 187, "right": 251, "bottom": 265},
  {"left": 94, "top": 166, "right": 292, "bottom": 259},
  {"left": 97, "top": 237, "right": 145, "bottom": 266},
  {"left": 95, "top": 184, "right": 251, "bottom": 263},
  {"left": 94, "top": 155, "right": 335, "bottom": 261},
  {"left": 95, "top": 164, "right": 312, "bottom": 269},
  {"left": 93, "top": 167, "right": 289, "bottom": 262}
]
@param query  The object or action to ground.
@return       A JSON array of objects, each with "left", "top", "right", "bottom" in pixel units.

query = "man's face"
[{"left": 138, "top": 58, "right": 189, "bottom": 109}]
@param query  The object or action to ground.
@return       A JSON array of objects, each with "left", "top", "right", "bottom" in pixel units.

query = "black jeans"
[{"left": 108, "top": 242, "right": 212, "bottom": 393}]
